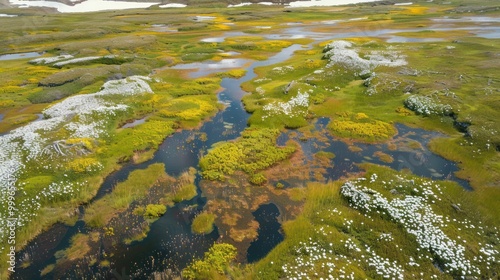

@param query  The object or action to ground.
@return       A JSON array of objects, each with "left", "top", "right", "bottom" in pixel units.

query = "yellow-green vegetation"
[
  {"left": 199, "top": 128, "right": 296, "bottom": 180},
  {"left": 66, "top": 157, "right": 102, "bottom": 173},
  {"left": 192, "top": 212, "right": 216, "bottom": 235},
  {"left": 314, "top": 151, "right": 336, "bottom": 159},
  {"left": 172, "top": 184, "right": 198, "bottom": 203},
  {"left": 164, "top": 167, "right": 198, "bottom": 205},
  {"left": 107, "top": 119, "right": 175, "bottom": 162},
  {"left": 328, "top": 114, "right": 396, "bottom": 142},
  {"left": 99, "top": 260, "right": 111, "bottom": 267},
  {"left": 144, "top": 204, "right": 167, "bottom": 218},
  {"left": 84, "top": 163, "right": 167, "bottom": 227},
  {"left": 216, "top": 69, "right": 247, "bottom": 79},
  {"left": 159, "top": 95, "right": 218, "bottom": 121},
  {"left": 182, "top": 243, "right": 237, "bottom": 279},
  {"left": 64, "top": 233, "right": 91, "bottom": 261},
  {"left": 124, "top": 223, "right": 150, "bottom": 245}
]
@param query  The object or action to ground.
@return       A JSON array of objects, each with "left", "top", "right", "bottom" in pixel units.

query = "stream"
[{"left": 12, "top": 25, "right": 473, "bottom": 279}]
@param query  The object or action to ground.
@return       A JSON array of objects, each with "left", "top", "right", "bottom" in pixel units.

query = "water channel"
[
  {"left": 12, "top": 24, "right": 473, "bottom": 279},
  {"left": 0, "top": 52, "right": 42, "bottom": 61}
]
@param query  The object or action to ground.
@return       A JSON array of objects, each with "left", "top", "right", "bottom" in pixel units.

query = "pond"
[
  {"left": 276, "top": 118, "right": 472, "bottom": 190},
  {"left": 13, "top": 29, "right": 472, "bottom": 279},
  {"left": 120, "top": 117, "right": 147, "bottom": 129},
  {"left": 149, "top": 24, "right": 177, "bottom": 33},
  {"left": 0, "top": 52, "right": 42, "bottom": 61},
  {"left": 247, "top": 203, "right": 284, "bottom": 263}
]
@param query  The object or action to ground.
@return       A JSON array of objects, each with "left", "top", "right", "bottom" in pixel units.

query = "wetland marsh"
[{"left": 0, "top": 0, "right": 499, "bottom": 279}]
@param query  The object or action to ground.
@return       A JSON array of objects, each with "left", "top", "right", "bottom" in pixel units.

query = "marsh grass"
[
  {"left": 373, "top": 151, "right": 394, "bottom": 163},
  {"left": 64, "top": 233, "right": 91, "bottom": 261},
  {"left": 199, "top": 128, "right": 296, "bottom": 180},
  {"left": 84, "top": 163, "right": 166, "bottom": 227},
  {"left": 252, "top": 164, "right": 500, "bottom": 279},
  {"left": 192, "top": 212, "right": 216, "bottom": 235},
  {"left": 124, "top": 223, "right": 150, "bottom": 245}
]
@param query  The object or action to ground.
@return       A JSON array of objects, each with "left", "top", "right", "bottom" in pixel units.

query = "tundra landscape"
[{"left": 0, "top": 0, "right": 499, "bottom": 279}]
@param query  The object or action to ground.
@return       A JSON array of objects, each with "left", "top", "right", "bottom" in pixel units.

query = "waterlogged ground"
[{"left": 0, "top": 0, "right": 499, "bottom": 279}]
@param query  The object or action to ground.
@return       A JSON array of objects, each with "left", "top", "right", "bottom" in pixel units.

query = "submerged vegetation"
[
  {"left": 84, "top": 163, "right": 167, "bottom": 228},
  {"left": 0, "top": 0, "right": 499, "bottom": 279}
]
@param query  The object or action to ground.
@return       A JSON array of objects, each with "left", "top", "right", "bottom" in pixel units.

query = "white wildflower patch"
[
  {"left": 0, "top": 75, "right": 153, "bottom": 242},
  {"left": 262, "top": 91, "right": 309, "bottom": 120},
  {"left": 323, "top": 40, "right": 407, "bottom": 71},
  {"left": 52, "top": 55, "right": 116, "bottom": 67},
  {"left": 282, "top": 234, "right": 404, "bottom": 279},
  {"left": 378, "top": 232, "right": 394, "bottom": 242},
  {"left": 281, "top": 240, "right": 338, "bottom": 279},
  {"left": 404, "top": 95, "right": 453, "bottom": 116},
  {"left": 256, "top": 87, "right": 266, "bottom": 95},
  {"left": 254, "top": 77, "right": 271, "bottom": 83},
  {"left": 367, "top": 249, "right": 404, "bottom": 279},
  {"left": 30, "top": 54, "right": 74, "bottom": 65},
  {"left": 271, "top": 65, "right": 295, "bottom": 75},
  {"left": 340, "top": 176, "right": 488, "bottom": 277},
  {"left": 40, "top": 180, "right": 88, "bottom": 200}
]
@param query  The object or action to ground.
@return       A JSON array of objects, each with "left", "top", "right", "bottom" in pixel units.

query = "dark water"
[
  {"left": 12, "top": 31, "right": 472, "bottom": 279},
  {"left": 247, "top": 204, "right": 284, "bottom": 263}
]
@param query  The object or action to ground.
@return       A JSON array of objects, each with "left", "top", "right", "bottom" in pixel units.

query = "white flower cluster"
[
  {"left": 271, "top": 65, "right": 295, "bottom": 75},
  {"left": 44, "top": 76, "right": 152, "bottom": 118},
  {"left": 479, "top": 244, "right": 499, "bottom": 263},
  {"left": 404, "top": 95, "right": 452, "bottom": 116},
  {"left": 344, "top": 237, "right": 404, "bottom": 279},
  {"left": 0, "top": 76, "right": 152, "bottom": 242},
  {"left": 340, "top": 177, "right": 480, "bottom": 276},
  {"left": 40, "top": 180, "right": 87, "bottom": 200},
  {"left": 262, "top": 91, "right": 309, "bottom": 120},
  {"left": 16, "top": 195, "right": 42, "bottom": 227},
  {"left": 323, "top": 40, "right": 407, "bottom": 71},
  {"left": 282, "top": 232, "right": 404, "bottom": 279},
  {"left": 53, "top": 55, "right": 115, "bottom": 67},
  {"left": 281, "top": 239, "right": 338, "bottom": 280},
  {"left": 367, "top": 249, "right": 404, "bottom": 279},
  {"left": 378, "top": 233, "right": 394, "bottom": 242},
  {"left": 30, "top": 54, "right": 74, "bottom": 65},
  {"left": 254, "top": 77, "right": 271, "bottom": 83}
]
